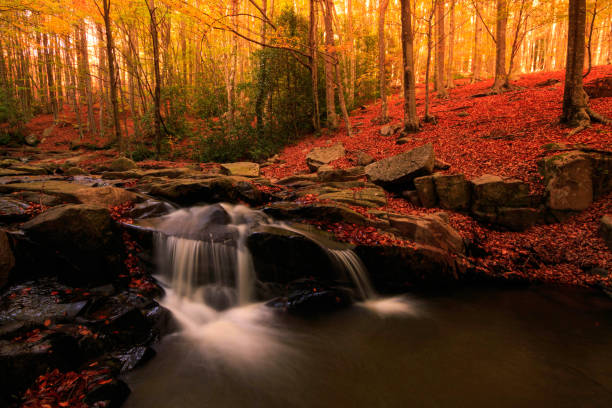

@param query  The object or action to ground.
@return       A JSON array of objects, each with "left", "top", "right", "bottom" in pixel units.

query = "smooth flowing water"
[{"left": 126, "top": 204, "right": 612, "bottom": 408}]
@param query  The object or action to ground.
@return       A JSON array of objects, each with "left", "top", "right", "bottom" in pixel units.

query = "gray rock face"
[
  {"left": 317, "top": 166, "right": 365, "bottom": 182},
  {"left": 354, "top": 151, "right": 375, "bottom": 166},
  {"left": 0, "top": 230, "right": 15, "bottom": 288},
  {"left": 388, "top": 213, "right": 465, "bottom": 254},
  {"left": 305, "top": 143, "right": 346, "bottom": 172},
  {"left": 433, "top": 173, "right": 471, "bottom": 211},
  {"left": 22, "top": 204, "right": 124, "bottom": 285},
  {"left": 365, "top": 143, "right": 435, "bottom": 191},
  {"left": 538, "top": 152, "right": 593, "bottom": 211},
  {"left": 601, "top": 215, "right": 612, "bottom": 251},
  {"left": 471, "top": 174, "right": 532, "bottom": 210}
]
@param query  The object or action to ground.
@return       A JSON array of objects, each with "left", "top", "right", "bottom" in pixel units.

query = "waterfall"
[{"left": 151, "top": 204, "right": 376, "bottom": 310}]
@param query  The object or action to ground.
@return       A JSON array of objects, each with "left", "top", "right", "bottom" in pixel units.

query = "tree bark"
[
  {"left": 147, "top": 0, "right": 163, "bottom": 159},
  {"left": 309, "top": 0, "right": 321, "bottom": 132},
  {"left": 491, "top": 0, "right": 508, "bottom": 92},
  {"left": 323, "top": 0, "right": 338, "bottom": 129},
  {"left": 446, "top": 0, "right": 455, "bottom": 89},
  {"left": 400, "top": 0, "right": 419, "bottom": 132},
  {"left": 434, "top": 0, "right": 448, "bottom": 97},
  {"left": 255, "top": 0, "right": 268, "bottom": 136},
  {"left": 378, "top": 0, "right": 390, "bottom": 123},
  {"left": 471, "top": 7, "right": 482, "bottom": 83}
]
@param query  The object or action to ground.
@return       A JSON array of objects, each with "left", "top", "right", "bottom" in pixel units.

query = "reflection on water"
[{"left": 124, "top": 287, "right": 612, "bottom": 408}]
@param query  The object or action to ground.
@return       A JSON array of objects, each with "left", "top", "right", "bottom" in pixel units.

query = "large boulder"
[
  {"left": 471, "top": 174, "right": 532, "bottom": 210},
  {"left": 0, "top": 197, "right": 30, "bottom": 223},
  {"left": 262, "top": 202, "right": 386, "bottom": 227},
  {"left": 365, "top": 143, "right": 434, "bottom": 191},
  {"left": 220, "top": 162, "right": 260, "bottom": 178},
  {"left": 317, "top": 165, "right": 365, "bottom": 182},
  {"left": 354, "top": 151, "right": 375, "bottom": 166},
  {"left": 601, "top": 215, "right": 612, "bottom": 251},
  {"left": 538, "top": 152, "right": 593, "bottom": 211},
  {"left": 306, "top": 143, "right": 346, "bottom": 172},
  {"left": 21, "top": 204, "right": 124, "bottom": 285},
  {"left": 414, "top": 175, "right": 437, "bottom": 208},
  {"left": 433, "top": 173, "right": 470, "bottom": 211},
  {"left": 584, "top": 75, "right": 612, "bottom": 99},
  {"left": 0, "top": 181, "right": 143, "bottom": 207},
  {"left": 0, "top": 230, "right": 15, "bottom": 288},
  {"left": 388, "top": 213, "right": 465, "bottom": 254}
]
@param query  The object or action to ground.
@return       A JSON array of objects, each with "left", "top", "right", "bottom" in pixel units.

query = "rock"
[
  {"left": 380, "top": 124, "right": 401, "bottom": 136},
  {"left": 434, "top": 158, "right": 451, "bottom": 170},
  {"left": 267, "top": 280, "right": 353, "bottom": 316},
  {"left": 601, "top": 215, "right": 612, "bottom": 251},
  {"left": 401, "top": 190, "right": 421, "bottom": 206},
  {"left": 317, "top": 165, "right": 365, "bottom": 182},
  {"left": 110, "top": 157, "right": 137, "bottom": 172},
  {"left": 306, "top": 143, "right": 346, "bottom": 172},
  {"left": 128, "top": 199, "right": 175, "bottom": 219},
  {"left": 365, "top": 143, "right": 434, "bottom": 191},
  {"left": 0, "top": 230, "right": 15, "bottom": 288},
  {"left": 24, "top": 134, "right": 38, "bottom": 146},
  {"left": 64, "top": 166, "right": 87, "bottom": 176},
  {"left": 433, "top": 173, "right": 471, "bottom": 211},
  {"left": 0, "top": 159, "right": 20, "bottom": 168},
  {"left": 8, "top": 164, "right": 48, "bottom": 175},
  {"left": 220, "top": 162, "right": 260, "bottom": 178},
  {"left": 0, "top": 168, "right": 26, "bottom": 177},
  {"left": 316, "top": 186, "right": 387, "bottom": 208},
  {"left": 0, "top": 197, "right": 30, "bottom": 222},
  {"left": 42, "top": 125, "right": 55, "bottom": 138},
  {"left": 84, "top": 378, "right": 131, "bottom": 407},
  {"left": 388, "top": 213, "right": 465, "bottom": 254},
  {"left": 355, "top": 151, "right": 375, "bottom": 166},
  {"left": 496, "top": 207, "right": 540, "bottom": 231},
  {"left": 248, "top": 226, "right": 336, "bottom": 284},
  {"left": 590, "top": 152, "right": 612, "bottom": 198},
  {"left": 584, "top": 75, "right": 612, "bottom": 99},
  {"left": 9, "top": 191, "right": 62, "bottom": 207},
  {"left": 144, "top": 176, "right": 264, "bottom": 206},
  {"left": 0, "top": 181, "right": 143, "bottom": 207},
  {"left": 22, "top": 204, "right": 124, "bottom": 285},
  {"left": 276, "top": 173, "right": 319, "bottom": 187},
  {"left": 471, "top": 174, "right": 532, "bottom": 210},
  {"left": 538, "top": 152, "right": 593, "bottom": 211},
  {"left": 414, "top": 175, "right": 437, "bottom": 208},
  {"left": 263, "top": 202, "right": 385, "bottom": 227},
  {"left": 102, "top": 170, "right": 145, "bottom": 180},
  {"left": 396, "top": 137, "right": 412, "bottom": 145},
  {"left": 354, "top": 244, "right": 460, "bottom": 291}
]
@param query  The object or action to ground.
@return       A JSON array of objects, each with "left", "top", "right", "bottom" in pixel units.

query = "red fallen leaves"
[
  {"left": 24, "top": 202, "right": 49, "bottom": 218},
  {"left": 21, "top": 368, "right": 112, "bottom": 408},
  {"left": 308, "top": 221, "right": 417, "bottom": 248},
  {"left": 109, "top": 202, "right": 134, "bottom": 224}
]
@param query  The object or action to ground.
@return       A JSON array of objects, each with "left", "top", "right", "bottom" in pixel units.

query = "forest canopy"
[{"left": 0, "top": 0, "right": 610, "bottom": 160}]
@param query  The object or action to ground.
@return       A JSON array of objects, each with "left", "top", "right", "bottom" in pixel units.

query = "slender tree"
[
  {"left": 377, "top": 0, "right": 390, "bottom": 123},
  {"left": 400, "top": 0, "right": 419, "bottom": 132}
]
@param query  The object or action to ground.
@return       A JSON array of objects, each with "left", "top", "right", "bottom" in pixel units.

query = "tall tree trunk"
[
  {"left": 347, "top": 0, "right": 356, "bottom": 108},
  {"left": 147, "top": 0, "right": 163, "bottom": 159},
  {"left": 434, "top": 0, "right": 447, "bottom": 97},
  {"left": 400, "top": 0, "right": 419, "bottom": 132},
  {"left": 491, "top": 0, "right": 508, "bottom": 92},
  {"left": 101, "top": 0, "right": 122, "bottom": 151},
  {"left": 562, "top": 0, "right": 590, "bottom": 127},
  {"left": 255, "top": 0, "right": 268, "bottom": 136},
  {"left": 42, "top": 33, "right": 58, "bottom": 120},
  {"left": 471, "top": 7, "right": 482, "bottom": 83},
  {"left": 323, "top": 0, "right": 338, "bottom": 129},
  {"left": 425, "top": 6, "right": 435, "bottom": 122},
  {"left": 309, "top": 0, "right": 321, "bottom": 132},
  {"left": 446, "top": 0, "right": 455, "bottom": 89},
  {"left": 378, "top": 0, "right": 390, "bottom": 123},
  {"left": 77, "top": 23, "right": 95, "bottom": 134}
]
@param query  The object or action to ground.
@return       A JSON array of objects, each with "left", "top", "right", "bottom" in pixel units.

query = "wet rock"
[
  {"left": 111, "top": 346, "right": 156, "bottom": 372},
  {"left": 268, "top": 280, "right": 353, "bottom": 316},
  {"left": 317, "top": 165, "right": 365, "bottom": 182},
  {"left": 0, "top": 168, "right": 26, "bottom": 177},
  {"left": 0, "top": 197, "right": 30, "bottom": 223},
  {"left": 299, "top": 183, "right": 387, "bottom": 208},
  {"left": 433, "top": 173, "right": 471, "bottom": 211},
  {"left": 538, "top": 152, "right": 593, "bottom": 211},
  {"left": 84, "top": 377, "right": 131, "bottom": 407},
  {"left": 0, "top": 230, "right": 15, "bottom": 288},
  {"left": 365, "top": 143, "right": 434, "bottom": 191},
  {"left": 388, "top": 213, "right": 465, "bottom": 254},
  {"left": 7, "top": 164, "right": 48, "bottom": 175},
  {"left": 276, "top": 173, "right": 319, "bottom": 187},
  {"left": 262, "top": 202, "right": 385, "bottom": 227},
  {"left": 22, "top": 204, "right": 124, "bottom": 286},
  {"left": 414, "top": 175, "right": 437, "bottom": 208},
  {"left": 248, "top": 225, "right": 336, "bottom": 284},
  {"left": 128, "top": 199, "right": 175, "bottom": 219},
  {"left": 9, "top": 191, "right": 62, "bottom": 207},
  {"left": 601, "top": 215, "right": 612, "bottom": 251},
  {"left": 64, "top": 166, "right": 87, "bottom": 176},
  {"left": 355, "top": 151, "right": 375, "bottom": 166},
  {"left": 110, "top": 157, "right": 137, "bottom": 172},
  {"left": 306, "top": 143, "right": 346, "bottom": 172},
  {"left": 0, "top": 159, "right": 20, "bottom": 168},
  {"left": 221, "top": 162, "right": 260, "bottom": 178},
  {"left": 0, "top": 181, "right": 144, "bottom": 207},
  {"left": 354, "top": 244, "right": 460, "bottom": 291}
]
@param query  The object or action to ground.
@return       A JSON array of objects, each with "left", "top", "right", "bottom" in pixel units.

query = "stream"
[{"left": 123, "top": 204, "right": 612, "bottom": 408}]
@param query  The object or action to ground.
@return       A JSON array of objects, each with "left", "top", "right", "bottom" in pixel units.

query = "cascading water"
[{"left": 151, "top": 203, "right": 376, "bottom": 310}]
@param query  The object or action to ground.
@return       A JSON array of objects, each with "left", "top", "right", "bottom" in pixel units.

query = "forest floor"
[{"left": 18, "top": 65, "right": 612, "bottom": 289}]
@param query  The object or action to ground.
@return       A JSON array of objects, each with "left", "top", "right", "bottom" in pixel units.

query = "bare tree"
[{"left": 400, "top": 0, "right": 419, "bottom": 132}]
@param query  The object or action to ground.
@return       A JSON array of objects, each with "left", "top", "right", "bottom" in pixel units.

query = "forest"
[{"left": 0, "top": 0, "right": 611, "bottom": 407}]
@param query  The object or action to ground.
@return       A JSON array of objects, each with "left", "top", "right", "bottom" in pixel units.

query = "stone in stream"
[
  {"left": 0, "top": 197, "right": 30, "bottom": 222},
  {"left": 305, "top": 143, "right": 346, "bottom": 172},
  {"left": 601, "top": 215, "right": 612, "bottom": 251},
  {"left": 267, "top": 279, "right": 353, "bottom": 316},
  {"left": 365, "top": 143, "right": 435, "bottom": 191},
  {"left": 220, "top": 162, "right": 260, "bottom": 178},
  {"left": 22, "top": 204, "right": 124, "bottom": 286}
]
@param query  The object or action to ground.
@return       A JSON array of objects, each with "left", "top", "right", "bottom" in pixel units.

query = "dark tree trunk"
[
  {"left": 491, "top": 0, "right": 508, "bottom": 92},
  {"left": 101, "top": 0, "right": 123, "bottom": 151},
  {"left": 309, "top": 0, "right": 321, "bottom": 132},
  {"left": 400, "top": 0, "right": 419, "bottom": 132},
  {"left": 562, "top": 0, "right": 589, "bottom": 127},
  {"left": 378, "top": 0, "right": 390, "bottom": 123},
  {"left": 147, "top": 0, "right": 163, "bottom": 159},
  {"left": 323, "top": 0, "right": 338, "bottom": 129},
  {"left": 434, "top": 0, "right": 448, "bottom": 97}
]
